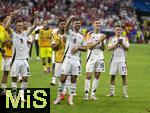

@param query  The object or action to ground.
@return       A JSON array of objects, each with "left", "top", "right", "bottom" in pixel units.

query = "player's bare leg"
[
  {"left": 53, "top": 74, "right": 68, "bottom": 104},
  {"left": 42, "top": 57, "right": 47, "bottom": 73},
  {"left": 122, "top": 75, "right": 129, "bottom": 98},
  {"left": 62, "top": 76, "right": 70, "bottom": 96},
  {"left": 68, "top": 75, "right": 77, "bottom": 105},
  {"left": 20, "top": 76, "right": 28, "bottom": 102},
  {"left": 51, "top": 61, "right": 56, "bottom": 85},
  {"left": 90, "top": 72, "right": 100, "bottom": 100},
  {"left": 11, "top": 77, "right": 18, "bottom": 101},
  {"left": 107, "top": 75, "right": 116, "bottom": 97},
  {"left": 1, "top": 71, "right": 9, "bottom": 95},
  {"left": 84, "top": 72, "right": 92, "bottom": 101},
  {"left": 47, "top": 57, "right": 51, "bottom": 73}
]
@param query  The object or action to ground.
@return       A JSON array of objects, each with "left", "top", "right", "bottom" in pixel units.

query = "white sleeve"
[
  {"left": 66, "top": 29, "right": 73, "bottom": 42},
  {"left": 27, "top": 35, "right": 33, "bottom": 43},
  {"left": 123, "top": 38, "right": 129, "bottom": 47}
]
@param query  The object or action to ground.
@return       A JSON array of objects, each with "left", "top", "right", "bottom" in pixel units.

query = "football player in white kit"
[
  {"left": 53, "top": 16, "right": 87, "bottom": 105},
  {"left": 5, "top": 11, "right": 38, "bottom": 100},
  {"left": 107, "top": 25, "right": 129, "bottom": 98},
  {"left": 84, "top": 19, "right": 106, "bottom": 100}
]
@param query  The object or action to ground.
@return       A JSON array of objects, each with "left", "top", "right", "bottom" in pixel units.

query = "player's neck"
[
  {"left": 43, "top": 26, "right": 49, "bottom": 30},
  {"left": 58, "top": 29, "right": 64, "bottom": 35},
  {"left": 16, "top": 30, "right": 22, "bottom": 34},
  {"left": 115, "top": 34, "right": 120, "bottom": 38},
  {"left": 73, "top": 28, "right": 79, "bottom": 33},
  {"left": 94, "top": 29, "right": 99, "bottom": 34}
]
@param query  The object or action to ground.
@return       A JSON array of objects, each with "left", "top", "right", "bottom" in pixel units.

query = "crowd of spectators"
[{"left": 0, "top": 0, "right": 149, "bottom": 43}]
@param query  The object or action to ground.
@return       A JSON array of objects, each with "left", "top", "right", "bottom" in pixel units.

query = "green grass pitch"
[{"left": 0, "top": 44, "right": 150, "bottom": 113}]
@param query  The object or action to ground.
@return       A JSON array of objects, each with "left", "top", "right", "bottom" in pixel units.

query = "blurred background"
[{"left": 0, "top": 0, "right": 149, "bottom": 43}]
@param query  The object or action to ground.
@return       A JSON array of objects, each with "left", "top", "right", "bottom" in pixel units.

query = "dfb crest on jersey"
[
  {"left": 20, "top": 38, "right": 23, "bottom": 43},
  {"left": 73, "top": 38, "right": 76, "bottom": 43}
]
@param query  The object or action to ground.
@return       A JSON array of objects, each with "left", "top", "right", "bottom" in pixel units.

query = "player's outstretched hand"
[
  {"left": 69, "top": 15, "right": 75, "bottom": 20},
  {"left": 10, "top": 11, "right": 17, "bottom": 17}
]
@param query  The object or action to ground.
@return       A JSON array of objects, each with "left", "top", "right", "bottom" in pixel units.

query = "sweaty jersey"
[
  {"left": 11, "top": 30, "right": 30, "bottom": 60},
  {"left": 65, "top": 29, "right": 85, "bottom": 60},
  {"left": 52, "top": 31, "right": 65, "bottom": 63},
  {"left": 3, "top": 31, "right": 12, "bottom": 57},
  {"left": 35, "top": 28, "right": 52, "bottom": 47},
  {"left": 86, "top": 31, "right": 104, "bottom": 60},
  {"left": 108, "top": 36, "right": 129, "bottom": 62},
  {"left": 0, "top": 25, "right": 12, "bottom": 58}
]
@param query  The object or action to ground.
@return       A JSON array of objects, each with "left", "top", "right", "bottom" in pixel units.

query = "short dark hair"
[
  {"left": 57, "top": 17, "right": 66, "bottom": 25},
  {"left": 92, "top": 18, "right": 100, "bottom": 23},
  {"left": 15, "top": 19, "right": 23, "bottom": 24},
  {"left": 74, "top": 17, "right": 80, "bottom": 21},
  {"left": 114, "top": 24, "right": 123, "bottom": 28}
]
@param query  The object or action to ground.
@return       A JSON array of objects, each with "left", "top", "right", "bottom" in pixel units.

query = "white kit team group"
[{"left": 0, "top": 11, "right": 129, "bottom": 106}]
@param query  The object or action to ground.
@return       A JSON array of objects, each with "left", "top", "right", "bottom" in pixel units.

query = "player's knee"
[
  {"left": 48, "top": 57, "right": 51, "bottom": 63},
  {"left": 86, "top": 73, "right": 92, "bottom": 79},
  {"left": 111, "top": 75, "right": 116, "bottom": 80},
  {"left": 22, "top": 77, "right": 28, "bottom": 82},
  {"left": 12, "top": 77, "right": 18, "bottom": 82},
  {"left": 121, "top": 75, "right": 126, "bottom": 80},
  {"left": 94, "top": 72, "right": 100, "bottom": 79},
  {"left": 60, "top": 75, "right": 67, "bottom": 83},
  {"left": 60, "top": 79, "right": 66, "bottom": 83},
  {"left": 71, "top": 76, "right": 77, "bottom": 83}
]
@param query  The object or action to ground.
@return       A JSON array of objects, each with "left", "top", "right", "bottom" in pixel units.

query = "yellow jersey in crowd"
[{"left": 37, "top": 28, "right": 53, "bottom": 47}]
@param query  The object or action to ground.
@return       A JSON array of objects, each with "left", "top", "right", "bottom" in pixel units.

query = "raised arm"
[
  {"left": 5, "top": 11, "right": 18, "bottom": 35},
  {"left": 27, "top": 11, "right": 39, "bottom": 36},
  {"left": 65, "top": 15, "right": 75, "bottom": 33}
]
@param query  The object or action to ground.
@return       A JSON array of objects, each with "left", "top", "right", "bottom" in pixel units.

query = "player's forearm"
[
  {"left": 28, "top": 17, "right": 38, "bottom": 36},
  {"left": 108, "top": 43, "right": 117, "bottom": 51},
  {"left": 78, "top": 46, "right": 87, "bottom": 52},
  {"left": 88, "top": 40, "right": 102, "bottom": 49},
  {"left": 5, "top": 11, "right": 17, "bottom": 29},
  {"left": 65, "top": 16, "right": 75, "bottom": 33},
  {"left": 5, "top": 16, "right": 12, "bottom": 30},
  {"left": 65, "top": 18, "right": 72, "bottom": 33},
  {"left": 121, "top": 43, "right": 129, "bottom": 51}
]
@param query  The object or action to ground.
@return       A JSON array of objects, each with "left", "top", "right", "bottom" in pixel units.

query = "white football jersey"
[
  {"left": 12, "top": 30, "right": 30, "bottom": 60},
  {"left": 108, "top": 36, "right": 129, "bottom": 62},
  {"left": 64, "top": 29, "right": 85, "bottom": 60},
  {"left": 86, "top": 31, "right": 104, "bottom": 60}
]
